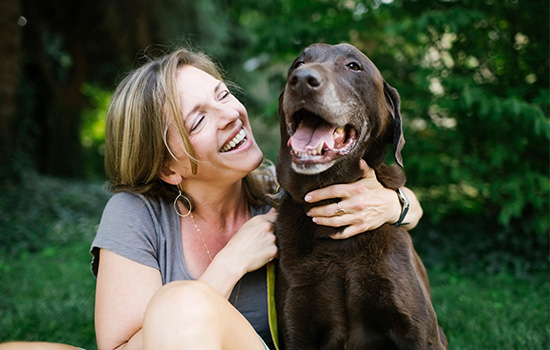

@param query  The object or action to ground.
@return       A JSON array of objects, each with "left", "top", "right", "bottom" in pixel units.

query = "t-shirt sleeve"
[{"left": 91, "top": 192, "right": 160, "bottom": 277}]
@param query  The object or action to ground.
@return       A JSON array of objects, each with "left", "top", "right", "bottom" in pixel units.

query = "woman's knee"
[
  {"left": 144, "top": 281, "right": 219, "bottom": 327},
  {"left": 143, "top": 281, "right": 225, "bottom": 348}
]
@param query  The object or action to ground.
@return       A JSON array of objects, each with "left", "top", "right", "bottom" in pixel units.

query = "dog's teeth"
[
  {"left": 333, "top": 126, "right": 345, "bottom": 144},
  {"left": 316, "top": 142, "right": 324, "bottom": 154}
]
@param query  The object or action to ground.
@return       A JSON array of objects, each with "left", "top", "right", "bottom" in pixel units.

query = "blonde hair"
[{"left": 104, "top": 48, "right": 278, "bottom": 207}]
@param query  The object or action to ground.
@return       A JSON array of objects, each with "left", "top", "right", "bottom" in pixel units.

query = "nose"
[
  {"left": 216, "top": 104, "right": 241, "bottom": 129},
  {"left": 288, "top": 67, "right": 323, "bottom": 95}
]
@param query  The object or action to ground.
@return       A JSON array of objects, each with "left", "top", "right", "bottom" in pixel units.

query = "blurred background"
[{"left": 0, "top": 0, "right": 548, "bottom": 348}]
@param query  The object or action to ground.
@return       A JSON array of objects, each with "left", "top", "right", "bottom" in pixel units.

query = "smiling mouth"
[
  {"left": 288, "top": 110, "right": 356, "bottom": 164},
  {"left": 220, "top": 128, "right": 247, "bottom": 152}
]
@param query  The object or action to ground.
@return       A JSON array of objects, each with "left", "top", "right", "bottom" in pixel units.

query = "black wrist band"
[{"left": 394, "top": 188, "right": 410, "bottom": 227}]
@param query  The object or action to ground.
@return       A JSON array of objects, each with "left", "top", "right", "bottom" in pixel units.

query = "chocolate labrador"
[{"left": 274, "top": 43, "right": 447, "bottom": 350}]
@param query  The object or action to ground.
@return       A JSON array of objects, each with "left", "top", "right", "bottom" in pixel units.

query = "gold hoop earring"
[{"left": 174, "top": 190, "right": 192, "bottom": 218}]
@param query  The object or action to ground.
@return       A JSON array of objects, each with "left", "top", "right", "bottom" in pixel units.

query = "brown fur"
[{"left": 274, "top": 43, "right": 447, "bottom": 350}]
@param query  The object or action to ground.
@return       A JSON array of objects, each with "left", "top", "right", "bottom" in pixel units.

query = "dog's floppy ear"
[
  {"left": 278, "top": 89, "right": 285, "bottom": 119},
  {"left": 277, "top": 88, "right": 290, "bottom": 145},
  {"left": 383, "top": 81, "right": 405, "bottom": 167}
]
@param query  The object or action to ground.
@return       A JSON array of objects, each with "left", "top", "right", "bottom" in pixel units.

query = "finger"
[
  {"left": 311, "top": 210, "right": 363, "bottom": 227},
  {"left": 263, "top": 209, "right": 278, "bottom": 223},
  {"left": 307, "top": 201, "right": 341, "bottom": 218},
  {"left": 308, "top": 196, "right": 364, "bottom": 218},
  {"left": 305, "top": 161, "right": 373, "bottom": 203},
  {"left": 304, "top": 183, "right": 348, "bottom": 203},
  {"left": 310, "top": 214, "right": 348, "bottom": 228}
]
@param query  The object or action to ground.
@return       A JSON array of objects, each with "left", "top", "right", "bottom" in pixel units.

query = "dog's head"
[{"left": 278, "top": 43, "right": 404, "bottom": 182}]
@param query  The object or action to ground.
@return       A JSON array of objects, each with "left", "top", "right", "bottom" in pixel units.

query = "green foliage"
[
  {"left": 0, "top": 173, "right": 111, "bottom": 256},
  {"left": 385, "top": 1, "right": 550, "bottom": 256},
  {"left": 80, "top": 83, "right": 111, "bottom": 180}
]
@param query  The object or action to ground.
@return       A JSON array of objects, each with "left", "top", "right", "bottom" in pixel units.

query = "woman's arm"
[
  {"left": 95, "top": 249, "right": 162, "bottom": 350},
  {"left": 304, "top": 160, "right": 423, "bottom": 239}
]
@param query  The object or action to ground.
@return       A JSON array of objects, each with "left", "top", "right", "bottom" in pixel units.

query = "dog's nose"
[{"left": 289, "top": 68, "right": 323, "bottom": 93}]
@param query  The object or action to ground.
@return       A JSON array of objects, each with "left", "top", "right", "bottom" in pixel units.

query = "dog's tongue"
[{"left": 290, "top": 117, "right": 337, "bottom": 153}]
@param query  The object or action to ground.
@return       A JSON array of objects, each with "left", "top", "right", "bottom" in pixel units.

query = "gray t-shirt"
[{"left": 91, "top": 192, "right": 273, "bottom": 348}]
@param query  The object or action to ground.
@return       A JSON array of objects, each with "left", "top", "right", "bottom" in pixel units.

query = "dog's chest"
[{"left": 277, "top": 203, "right": 371, "bottom": 268}]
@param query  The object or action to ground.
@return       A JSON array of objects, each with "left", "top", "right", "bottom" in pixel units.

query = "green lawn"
[
  {"left": 0, "top": 242, "right": 96, "bottom": 349},
  {"left": 0, "top": 177, "right": 548, "bottom": 349},
  {"left": 429, "top": 267, "right": 549, "bottom": 349}
]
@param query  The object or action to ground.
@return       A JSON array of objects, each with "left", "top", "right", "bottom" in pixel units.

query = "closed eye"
[
  {"left": 219, "top": 90, "right": 231, "bottom": 100},
  {"left": 190, "top": 115, "right": 205, "bottom": 132}
]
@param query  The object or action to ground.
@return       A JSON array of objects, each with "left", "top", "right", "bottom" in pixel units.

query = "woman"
[{"left": 0, "top": 47, "right": 422, "bottom": 350}]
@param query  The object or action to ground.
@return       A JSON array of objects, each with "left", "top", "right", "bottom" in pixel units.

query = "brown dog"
[{"left": 274, "top": 43, "right": 447, "bottom": 350}]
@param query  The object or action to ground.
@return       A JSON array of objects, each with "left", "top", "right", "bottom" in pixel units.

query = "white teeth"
[
  {"left": 294, "top": 142, "right": 326, "bottom": 157},
  {"left": 221, "top": 128, "right": 246, "bottom": 152}
]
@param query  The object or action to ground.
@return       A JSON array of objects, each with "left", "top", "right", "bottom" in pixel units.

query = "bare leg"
[{"left": 142, "top": 280, "right": 266, "bottom": 350}]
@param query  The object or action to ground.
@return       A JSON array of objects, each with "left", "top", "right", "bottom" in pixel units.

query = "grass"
[
  {"left": 0, "top": 242, "right": 97, "bottom": 348},
  {"left": 0, "top": 175, "right": 548, "bottom": 349},
  {"left": 0, "top": 174, "right": 110, "bottom": 349},
  {"left": 429, "top": 267, "right": 549, "bottom": 349}
]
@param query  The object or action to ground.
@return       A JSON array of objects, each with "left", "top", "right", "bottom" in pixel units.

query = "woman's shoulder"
[
  {"left": 105, "top": 191, "right": 168, "bottom": 210},
  {"left": 101, "top": 192, "right": 173, "bottom": 226}
]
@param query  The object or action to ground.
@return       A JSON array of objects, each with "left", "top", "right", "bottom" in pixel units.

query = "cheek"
[{"left": 188, "top": 135, "right": 219, "bottom": 165}]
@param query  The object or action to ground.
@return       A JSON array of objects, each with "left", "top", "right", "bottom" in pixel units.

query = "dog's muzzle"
[{"left": 287, "top": 110, "right": 357, "bottom": 174}]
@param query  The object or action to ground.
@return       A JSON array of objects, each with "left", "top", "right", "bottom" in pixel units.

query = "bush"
[
  {"left": 234, "top": 0, "right": 549, "bottom": 272},
  {"left": 0, "top": 172, "right": 111, "bottom": 256}
]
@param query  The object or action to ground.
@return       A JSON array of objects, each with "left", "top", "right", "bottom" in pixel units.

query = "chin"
[{"left": 247, "top": 145, "right": 265, "bottom": 169}]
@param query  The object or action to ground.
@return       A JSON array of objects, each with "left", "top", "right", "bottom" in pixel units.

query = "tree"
[
  {"left": 0, "top": 0, "right": 23, "bottom": 184},
  {"left": 16, "top": 0, "right": 163, "bottom": 178},
  {"left": 3, "top": 0, "right": 244, "bottom": 180}
]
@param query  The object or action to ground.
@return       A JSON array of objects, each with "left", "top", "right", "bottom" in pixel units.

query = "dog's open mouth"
[{"left": 288, "top": 109, "right": 357, "bottom": 166}]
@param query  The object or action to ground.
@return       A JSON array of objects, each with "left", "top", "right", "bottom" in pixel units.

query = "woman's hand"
[
  {"left": 200, "top": 209, "right": 277, "bottom": 298},
  {"left": 224, "top": 209, "right": 278, "bottom": 274},
  {"left": 304, "top": 160, "right": 422, "bottom": 239},
  {"left": 203, "top": 209, "right": 278, "bottom": 298}
]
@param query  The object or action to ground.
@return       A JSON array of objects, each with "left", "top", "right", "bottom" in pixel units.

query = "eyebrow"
[{"left": 184, "top": 81, "right": 224, "bottom": 121}]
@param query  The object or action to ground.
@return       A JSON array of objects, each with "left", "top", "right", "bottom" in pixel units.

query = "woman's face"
[{"left": 165, "top": 65, "right": 263, "bottom": 184}]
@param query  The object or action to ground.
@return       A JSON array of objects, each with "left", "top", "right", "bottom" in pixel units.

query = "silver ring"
[{"left": 334, "top": 201, "right": 346, "bottom": 216}]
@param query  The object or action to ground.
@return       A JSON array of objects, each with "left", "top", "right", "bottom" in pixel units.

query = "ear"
[
  {"left": 277, "top": 89, "right": 289, "bottom": 145},
  {"left": 278, "top": 89, "right": 285, "bottom": 119},
  {"left": 383, "top": 81, "right": 405, "bottom": 167},
  {"left": 159, "top": 159, "right": 183, "bottom": 186}
]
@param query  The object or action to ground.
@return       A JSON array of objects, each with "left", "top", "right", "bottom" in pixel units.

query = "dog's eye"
[
  {"left": 346, "top": 62, "right": 362, "bottom": 71},
  {"left": 293, "top": 61, "right": 305, "bottom": 69}
]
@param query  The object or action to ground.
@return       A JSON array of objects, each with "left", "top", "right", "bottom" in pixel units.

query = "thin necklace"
[
  {"left": 189, "top": 212, "right": 213, "bottom": 261},
  {"left": 188, "top": 202, "right": 249, "bottom": 307}
]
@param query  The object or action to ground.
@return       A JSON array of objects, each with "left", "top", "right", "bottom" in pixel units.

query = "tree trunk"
[{"left": 0, "top": 0, "right": 22, "bottom": 183}]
